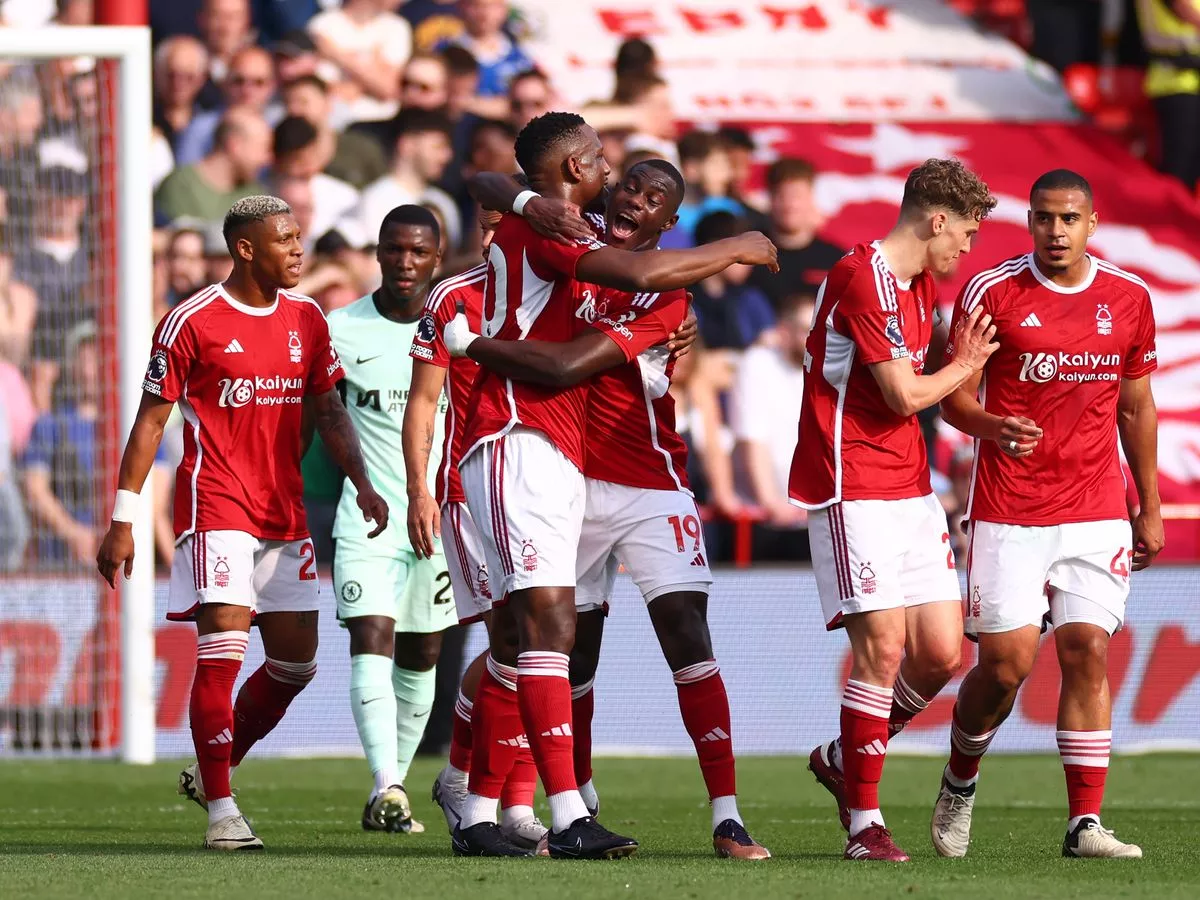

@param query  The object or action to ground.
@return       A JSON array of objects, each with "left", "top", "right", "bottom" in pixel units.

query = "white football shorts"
[
  {"left": 966, "top": 518, "right": 1132, "bottom": 637},
  {"left": 167, "top": 530, "right": 320, "bottom": 621},
  {"left": 808, "top": 493, "right": 961, "bottom": 630},
  {"left": 441, "top": 500, "right": 494, "bottom": 625},
  {"left": 460, "top": 426, "right": 585, "bottom": 599},
  {"left": 576, "top": 478, "right": 712, "bottom": 612}
]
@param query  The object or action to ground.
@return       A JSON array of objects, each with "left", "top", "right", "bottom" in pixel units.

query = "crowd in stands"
[{"left": 0, "top": 0, "right": 1192, "bottom": 573}]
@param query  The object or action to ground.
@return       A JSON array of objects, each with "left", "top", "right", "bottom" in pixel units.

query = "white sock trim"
[
  {"left": 517, "top": 651, "right": 570, "bottom": 680},
  {"left": 1056, "top": 729, "right": 1112, "bottom": 769},
  {"left": 892, "top": 670, "right": 929, "bottom": 715},
  {"left": 197, "top": 630, "right": 249, "bottom": 662},
  {"left": 951, "top": 718, "right": 998, "bottom": 757},
  {"left": 454, "top": 690, "right": 473, "bottom": 722},
  {"left": 673, "top": 659, "right": 719, "bottom": 685},
  {"left": 485, "top": 654, "right": 518, "bottom": 691},
  {"left": 570, "top": 678, "right": 595, "bottom": 700},
  {"left": 842, "top": 679, "right": 893, "bottom": 719},
  {"left": 265, "top": 655, "right": 317, "bottom": 686}
]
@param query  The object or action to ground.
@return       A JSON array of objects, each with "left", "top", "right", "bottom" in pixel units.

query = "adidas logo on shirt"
[
  {"left": 699, "top": 727, "right": 730, "bottom": 743},
  {"left": 224, "top": 339, "right": 245, "bottom": 353},
  {"left": 855, "top": 739, "right": 887, "bottom": 756},
  {"left": 540, "top": 723, "right": 573, "bottom": 738},
  {"left": 207, "top": 727, "right": 233, "bottom": 745},
  {"left": 1020, "top": 313, "right": 1042, "bottom": 328}
]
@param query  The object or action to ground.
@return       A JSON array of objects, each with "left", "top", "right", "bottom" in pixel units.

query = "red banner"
[{"left": 739, "top": 122, "right": 1200, "bottom": 557}]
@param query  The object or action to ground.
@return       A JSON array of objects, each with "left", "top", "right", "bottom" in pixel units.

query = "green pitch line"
[{"left": 1, "top": 755, "right": 1197, "bottom": 899}]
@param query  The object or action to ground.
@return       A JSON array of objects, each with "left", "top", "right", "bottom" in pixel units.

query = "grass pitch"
[{"left": 1, "top": 755, "right": 1197, "bottom": 899}]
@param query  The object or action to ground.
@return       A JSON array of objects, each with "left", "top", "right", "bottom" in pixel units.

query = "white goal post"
[{"left": 0, "top": 26, "right": 155, "bottom": 763}]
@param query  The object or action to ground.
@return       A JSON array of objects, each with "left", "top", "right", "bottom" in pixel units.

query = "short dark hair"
[
  {"left": 695, "top": 210, "right": 745, "bottom": 246},
  {"left": 900, "top": 158, "right": 997, "bottom": 222},
  {"left": 282, "top": 74, "right": 327, "bottom": 95},
  {"left": 613, "top": 72, "right": 665, "bottom": 105},
  {"left": 395, "top": 107, "right": 455, "bottom": 142},
  {"left": 514, "top": 111, "right": 587, "bottom": 175},
  {"left": 509, "top": 68, "right": 550, "bottom": 91},
  {"left": 273, "top": 116, "right": 319, "bottom": 158},
  {"left": 615, "top": 37, "right": 657, "bottom": 78},
  {"left": 440, "top": 44, "right": 479, "bottom": 77},
  {"left": 717, "top": 126, "right": 754, "bottom": 152},
  {"left": 470, "top": 117, "right": 518, "bottom": 145},
  {"left": 379, "top": 204, "right": 441, "bottom": 245},
  {"left": 223, "top": 195, "right": 292, "bottom": 250},
  {"left": 1030, "top": 168, "right": 1093, "bottom": 204},
  {"left": 628, "top": 158, "right": 686, "bottom": 204},
  {"left": 766, "top": 157, "right": 816, "bottom": 191},
  {"left": 677, "top": 130, "right": 719, "bottom": 165}
]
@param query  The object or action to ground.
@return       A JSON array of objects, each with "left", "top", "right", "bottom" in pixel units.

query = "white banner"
[
  {"left": 514, "top": 0, "right": 1077, "bottom": 122},
  {"left": 2, "top": 569, "right": 1197, "bottom": 757}
]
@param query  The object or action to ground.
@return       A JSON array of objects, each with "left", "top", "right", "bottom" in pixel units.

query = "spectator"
[
  {"left": 274, "top": 176, "right": 317, "bottom": 245},
  {"left": 36, "top": 59, "right": 95, "bottom": 173},
  {"left": 662, "top": 131, "right": 743, "bottom": 248},
  {"left": 1029, "top": 0, "right": 1102, "bottom": 73},
  {"left": 152, "top": 36, "right": 213, "bottom": 162},
  {"left": 357, "top": 108, "right": 460, "bottom": 248},
  {"left": 272, "top": 29, "right": 323, "bottom": 85},
  {"left": 21, "top": 320, "right": 100, "bottom": 566},
  {"left": 346, "top": 53, "right": 450, "bottom": 160},
  {"left": 308, "top": 0, "right": 412, "bottom": 124},
  {"left": 154, "top": 108, "right": 270, "bottom": 225},
  {"left": 717, "top": 126, "right": 762, "bottom": 211},
  {"left": 270, "top": 116, "right": 360, "bottom": 244},
  {"left": 689, "top": 211, "right": 775, "bottom": 351},
  {"left": 14, "top": 167, "right": 92, "bottom": 412},
  {"left": 614, "top": 36, "right": 659, "bottom": 92},
  {"left": 150, "top": 126, "right": 175, "bottom": 191},
  {"left": 1137, "top": 0, "right": 1200, "bottom": 192},
  {"left": 507, "top": 67, "right": 552, "bottom": 131},
  {"left": 442, "top": 44, "right": 482, "bottom": 121},
  {"left": 749, "top": 157, "right": 845, "bottom": 308},
  {"left": 404, "top": 0, "right": 467, "bottom": 52},
  {"left": 438, "top": 0, "right": 533, "bottom": 97},
  {"left": 175, "top": 44, "right": 280, "bottom": 164},
  {"left": 55, "top": 0, "right": 93, "bottom": 26},
  {"left": 730, "top": 294, "right": 813, "bottom": 530},
  {"left": 197, "top": 0, "right": 254, "bottom": 108},
  {"left": 164, "top": 227, "right": 208, "bottom": 307},
  {"left": 618, "top": 73, "right": 680, "bottom": 165},
  {"left": 201, "top": 224, "right": 233, "bottom": 283},
  {"left": 0, "top": 69, "right": 43, "bottom": 237},
  {"left": 282, "top": 75, "right": 387, "bottom": 189},
  {"left": 0, "top": 228, "right": 38, "bottom": 366},
  {"left": 0, "top": 376, "right": 30, "bottom": 571}
]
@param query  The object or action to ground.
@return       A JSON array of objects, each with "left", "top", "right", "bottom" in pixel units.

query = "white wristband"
[
  {"left": 112, "top": 489, "right": 139, "bottom": 524},
  {"left": 512, "top": 190, "right": 539, "bottom": 216}
]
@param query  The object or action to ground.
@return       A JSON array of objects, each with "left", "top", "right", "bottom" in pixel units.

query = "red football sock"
[
  {"left": 840, "top": 679, "right": 893, "bottom": 811},
  {"left": 501, "top": 748, "right": 537, "bottom": 810},
  {"left": 947, "top": 704, "right": 997, "bottom": 783},
  {"left": 674, "top": 660, "right": 736, "bottom": 800},
  {"left": 517, "top": 651, "right": 577, "bottom": 796},
  {"left": 190, "top": 631, "right": 249, "bottom": 801},
  {"left": 1058, "top": 729, "right": 1111, "bottom": 819},
  {"left": 229, "top": 656, "right": 315, "bottom": 767},
  {"left": 467, "top": 656, "right": 523, "bottom": 800},
  {"left": 571, "top": 679, "right": 595, "bottom": 787},
  {"left": 888, "top": 669, "right": 932, "bottom": 738},
  {"left": 449, "top": 689, "right": 474, "bottom": 773}
]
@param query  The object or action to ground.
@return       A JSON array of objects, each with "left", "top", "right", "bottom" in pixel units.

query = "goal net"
[{"left": 0, "top": 28, "right": 153, "bottom": 761}]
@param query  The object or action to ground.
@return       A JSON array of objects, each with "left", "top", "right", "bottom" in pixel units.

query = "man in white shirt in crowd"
[{"left": 308, "top": 0, "right": 413, "bottom": 124}]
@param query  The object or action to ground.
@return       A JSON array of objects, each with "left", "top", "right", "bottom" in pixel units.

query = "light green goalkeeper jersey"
[{"left": 328, "top": 293, "right": 446, "bottom": 553}]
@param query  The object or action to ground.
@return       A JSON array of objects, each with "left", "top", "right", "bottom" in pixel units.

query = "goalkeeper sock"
[
  {"left": 350, "top": 653, "right": 400, "bottom": 792},
  {"left": 392, "top": 664, "right": 437, "bottom": 786}
]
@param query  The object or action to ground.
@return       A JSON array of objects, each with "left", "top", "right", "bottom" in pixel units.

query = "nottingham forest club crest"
[
  {"left": 213, "top": 557, "right": 231, "bottom": 588},
  {"left": 1096, "top": 304, "right": 1113, "bottom": 335},
  {"left": 521, "top": 540, "right": 538, "bottom": 572},
  {"left": 858, "top": 563, "right": 877, "bottom": 595},
  {"left": 288, "top": 330, "right": 303, "bottom": 363}
]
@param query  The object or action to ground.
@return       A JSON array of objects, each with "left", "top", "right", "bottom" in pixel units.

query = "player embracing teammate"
[{"left": 929, "top": 169, "right": 1161, "bottom": 860}]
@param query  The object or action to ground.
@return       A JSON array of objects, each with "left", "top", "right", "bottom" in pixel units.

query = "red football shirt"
[
  {"left": 410, "top": 263, "right": 487, "bottom": 505},
  {"left": 949, "top": 254, "right": 1157, "bottom": 526},
  {"left": 789, "top": 242, "right": 936, "bottom": 508},
  {"left": 144, "top": 284, "right": 344, "bottom": 541},
  {"left": 579, "top": 285, "right": 691, "bottom": 492},
  {"left": 459, "top": 214, "right": 606, "bottom": 470}
]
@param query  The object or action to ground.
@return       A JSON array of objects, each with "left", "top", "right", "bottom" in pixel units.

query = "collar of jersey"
[
  {"left": 869, "top": 240, "right": 912, "bottom": 291},
  {"left": 1026, "top": 252, "right": 1098, "bottom": 294},
  {"left": 216, "top": 283, "right": 280, "bottom": 316}
]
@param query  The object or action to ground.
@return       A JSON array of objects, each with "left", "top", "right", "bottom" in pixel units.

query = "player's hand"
[
  {"left": 1130, "top": 506, "right": 1165, "bottom": 571},
  {"left": 768, "top": 502, "right": 807, "bottom": 528},
  {"left": 731, "top": 232, "right": 779, "bottom": 273},
  {"left": 949, "top": 305, "right": 999, "bottom": 372},
  {"left": 407, "top": 489, "right": 441, "bottom": 559},
  {"left": 357, "top": 485, "right": 390, "bottom": 538},
  {"left": 521, "top": 196, "right": 596, "bottom": 245},
  {"left": 444, "top": 310, "right": 479, "bottom": 357},
  {"left": 993, "top": 415, "right": 1042, "bottom": 458},
  {"left": 96, "top": 522, "right": 134, "bottom": 589},
  {"left": 666, "top": 298, "right": 699, "bottom": 360}
]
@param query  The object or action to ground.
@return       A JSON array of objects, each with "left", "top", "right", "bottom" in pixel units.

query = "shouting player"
[
  {"left": 791, "top": 160, "right": 998, "bottom": 862},
  {"left": 929, "top": 169, "right": 1161, "bottom": 860},
  {"left": 450, "top": 111, "right": 777, "bottom": 859},
  {"left": 445, "top": 159, "right": 770, "bottom": 860},
  {"left": 403, "top": 211, "right": 549, "bottom": 854},
  {"left": 96, "top": 196, "right": 388, "bottom": 851},
  {"left": 327, "top": 205, "right": 455, "bottom": 835}
]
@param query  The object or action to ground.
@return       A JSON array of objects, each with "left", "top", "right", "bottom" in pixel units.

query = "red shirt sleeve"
[
  {"left": 142, "top": 313, "right": 197, "bottom": 403},
  {"left": 1123, "top": 287, "right": 1158, "bottom": 379},
  {"left": 835, "top": 267, "right": 911, "bottom": 365},
  {"left": 411, "top": 293, "right": 452, "bottom": 368},
  {"left": 519, "top": 216, "right": 606, "bottom": 280},
  {"left": 590, "top": 289, "right": 687, "bottom": 362},
  {"left": 305, "top": 307, "right": 344, "bottom": 396}
]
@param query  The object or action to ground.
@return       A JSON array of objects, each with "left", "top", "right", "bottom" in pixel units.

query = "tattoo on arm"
[{"left": 312, "top": 389, "right": 371, "bottom": 489}]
